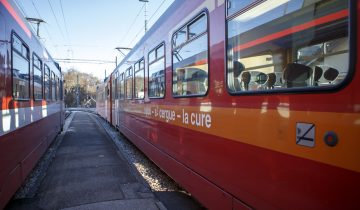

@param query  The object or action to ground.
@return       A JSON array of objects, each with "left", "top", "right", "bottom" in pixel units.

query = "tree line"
[{"left": 64, "top": 69, "right": 101, "bottom": 108}]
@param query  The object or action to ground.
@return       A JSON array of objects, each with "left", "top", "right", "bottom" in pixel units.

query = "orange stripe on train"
[{"left": 122, "top": 103, "right": 360, "bottom": 173}]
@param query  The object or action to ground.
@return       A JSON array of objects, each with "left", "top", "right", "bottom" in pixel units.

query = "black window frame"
[
  {"left": 11, "top": 32, "right": 30, "bottom": 100},
  {"left": 134, "top": 58, "right": 145, "bottom": 99},
  {"left": 44, "top": 64, "right": 51, "bottom": 101},
  {"left": 171, "top": 11, "right": 210, "bottom": 98},
  {"left": 32, "top": 53, "right": 43, "bottom": 100},
  {"left": 225, "top": 0, "right": 356, "bottom": 95},
  {"left": 51, "top": 71, "right": 57, "bottom": 101},
  {"left": 119, "top": 72, "right": 125, "bottom": 100},
  {"left": 125, "top": 66, "right": 133, "bottom": 99},
  {"left": 148, "top": 42, "right": 166, "bottom": 99}
]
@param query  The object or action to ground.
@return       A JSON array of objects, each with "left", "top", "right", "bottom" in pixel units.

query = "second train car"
[{"left": 97, "top": 0, "right": 360, "bottom": 209}]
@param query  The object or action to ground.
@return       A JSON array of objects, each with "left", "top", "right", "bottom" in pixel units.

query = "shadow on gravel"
[{"left": 5, "top": 198, "right": 41, "bottom": 210}]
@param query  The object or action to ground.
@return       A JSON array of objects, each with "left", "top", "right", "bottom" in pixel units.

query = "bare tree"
[{"left": 64, "top": 69, "right": 100, "bottom": 107}]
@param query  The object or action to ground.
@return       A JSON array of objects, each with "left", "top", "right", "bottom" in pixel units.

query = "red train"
[
  {"left": 0, "top": 0, "right": 64, "bottom": 208},
  {"left": 97, "top": 0, "right": 360, "bottom": 209}
]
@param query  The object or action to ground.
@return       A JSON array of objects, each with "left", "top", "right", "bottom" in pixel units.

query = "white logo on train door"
[{"left": 296, "top": 123, "right": 315, "bottom": 147}]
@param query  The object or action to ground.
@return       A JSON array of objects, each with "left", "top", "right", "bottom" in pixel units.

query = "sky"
[{"left": 15, "top": 0, "right": 174, "bottom": 80}]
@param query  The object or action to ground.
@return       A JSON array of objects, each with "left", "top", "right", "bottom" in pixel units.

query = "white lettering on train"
[
  {"left": 184, "top": 109, "right": 211, "bottom": 128},
  {"left": 151, "top": 108, "right": 212, "bottom": 128}
]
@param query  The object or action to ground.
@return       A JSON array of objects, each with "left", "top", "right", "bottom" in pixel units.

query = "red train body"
[
  {"left": 96, "top": 0, "right": 360, "bottom": 209},
  {"left": 0, "top": 0, "right": 64, "bottom": 208}
]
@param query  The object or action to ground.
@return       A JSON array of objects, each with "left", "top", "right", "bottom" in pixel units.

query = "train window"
[
  {"left": 112, "top": 74, "right": 117, "bottom": 99},
  {"left": 12, "top": 33, "right": 30, "bottom": 100},
  {"left": 227, "top": 0, "right": 257, "bottom": 17},
  {"left": 188, "top": 15, "right": 206, "bottom": 39},
  {"left": 173, "top": 27, "right": 186, "bottom": 48},
  {"left": 149, "top": 50, "right": 156, "bottom": 63},
  {"left": 149, "top": 43, "right": 165, "bottom": 98},
  {"left": 115, "top": 72, "right": 120, "bottom": 99},
  {"left": 156, "top": 44, "right": 164, "bottom": 58},
  {"left": 125, "top": 67, "right": 133, "bottom": 99},
  {"left": 33, "top": 54, "right": 43, "bottom": 100},
  {"left": 134, "top": 58, "right": 145, "bottom": 99},
  {"left": 57, "top": 76, "right": 60, "bottom": 101},
  {"left": 60, "top": 80, "right": 64, "bottom": 100},
  {"left": 52, "top": 72, "right": 57, "bottom": 100},
  {"left": 226, "top": 0, "right": 350, "bottom": 93},
  {"left": 119, "top": 72, "right": 125, "bottom": 99},
  {"left": 172, "top": 13, "right": 208, "bottom": 97},
  {"left": 44, "top": 65, "right": 51, "bottom": 100}
]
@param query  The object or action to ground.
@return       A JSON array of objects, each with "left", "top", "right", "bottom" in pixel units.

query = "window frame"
[
  {"left": 119, "top": 72, "right": 125, "bottom": 100},
  {"left": 125, "top": 66, "right": 133, "bottom": 99},
  {"left": 224, "top": 0, "right": 356, "bottom": 95},
  {"left": 51, "top": 71, "right": 57, "bottom": 101},
  {"left": 11, "top": 32, "right": 30, "bottom": 101},
  {"left": 32, "top": 53, "right": 43, "bottom": 100},
  {"left": 44, "top": 64, "right": 51, "bottom": 101},
  {"left": 171, "top": 11, "right": 210, "bottom": 98},
  {"left": 148, "top": 42, "right": 166, "bottom": 99},
  {"left": 134, "top": 57, "right": 145, "bottom": 99}
]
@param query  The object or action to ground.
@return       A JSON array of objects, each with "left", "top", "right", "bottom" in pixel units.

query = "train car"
[
  {"left": 98, "top": 0, "right": 359, "bottom": 209},
  {"left": 96, "top": 82, "right": 106, "bottom": 120},
  {"left": 96, "top": 75, "right": 112, "bottom": 124},
  {"left": 0, "top": 0, "right": 64, "bottom": 208}
]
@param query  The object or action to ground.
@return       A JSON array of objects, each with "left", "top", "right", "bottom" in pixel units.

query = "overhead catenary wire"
[
  {"left": 55, "top": 58, "right": 116, "bottom": 64},
  {"left": 148, "top": 0, "right": 167, "bottom": 22},
  {"left": 129, "top": 0, "right": 169, "bottom": 47},
  {"left": 47, "top": 0, "right": 67, "bottom": 42},
  {"left": 117, "top": 3, "right": 145, "bottom": 47},
  {"left": 30, "top": 0, "right": 60, "bottom": 56},
  {"left": 59, "top": 0, "right": 71, "bottom": 45}
]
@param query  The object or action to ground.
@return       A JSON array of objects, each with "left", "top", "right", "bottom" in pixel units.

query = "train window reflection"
[
  {"left": 44, "top": 65, "right": 51, "bottom": 100},
  {"left": 173, "top": 27, "right": 186, "bottom": 48},
  {"left": 134, "top": 59, "right": 145, "bottom": 99},
  {"left": 119, "top": 73, "right": 125, "bottom": 99},
  {"left": 52, "top": 72, "right": 57, "bottom": 100},
  {"left": 12, "top": 34, "right": 30, "bottom": 100},
  {"left": 226, "top": 0, "right": 349, "bottom": 93},
  {"left": 172, "top": 13, "right": 208, "bottom": 97},
  {"left": 188, "top": 14, "right": 206, "bottom": 39},
  {"left": 156, "top": 45, "right": 164, "bottom": 58},
  {"left": 149, "top": 43, "right": 165, "bottom": 98},
  {"left": 33, "top": 54, "right": 43, "bottom": 100},
  {"left": 173, "top": 35, "right": 208, "bottom": 96},
  {"left": 227, "top": 0, "right": 257, "bottom": 17},
  {"left": 126, "top": 67, "right": 133, "bottom": 99}
]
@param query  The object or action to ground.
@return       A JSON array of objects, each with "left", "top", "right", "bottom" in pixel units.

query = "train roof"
[{"left": 3, "top": 0, "right": 61, "bottom": 72}]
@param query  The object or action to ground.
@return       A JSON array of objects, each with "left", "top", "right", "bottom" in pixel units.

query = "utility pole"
[
  {"left": 139, "top": 0, "right": 149, "bottom": 34},
  {"left": 25, "top": 17, "right": 45, "bottom": 37}
]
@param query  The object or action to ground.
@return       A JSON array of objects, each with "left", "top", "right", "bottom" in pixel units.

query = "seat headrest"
[
  {"left": 241, "top": 71, "right": 251, "bottom": 83},
  {"left": 233, "top": 61, "right": 245, "bottom": 77},
  {"left": 323, "top": 67, "right": 339, "bottom": 81},
  {"left": 267, "top": 73, "right": 276, "bottom": 86},
  {"left": 314, "top": 66, "right": 323, "bottom": 81},
  {"left": 283, "top": 63, "right": 312, "bottom": 82}
]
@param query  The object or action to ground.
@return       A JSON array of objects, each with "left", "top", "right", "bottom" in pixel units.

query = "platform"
[{"left": 5, "top": 111, "right": 201, "bottom": 210}]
